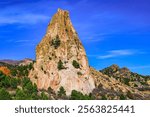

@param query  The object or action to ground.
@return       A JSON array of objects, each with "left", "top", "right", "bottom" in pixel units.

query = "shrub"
[
  {"left": 70, "top": 90, "right": 92, "bottom": 100},
  {"left": 40, "top": 92, "right": 48, "bottom": 100},
  {"left": 51, "top": 35, "right": 61, "bottom": 49},
  {"left": 101, "top": 95, "right": 107, "bottom": 100},
  {"left": 57, "top": 60, "right": 65, "bottom": 70},
  {"left": 120, "top": 94, "right": 126, "bottom": 100},
  {"left": 72, "top": 60, "right": 80, "bottom": 69},
  {"left": 58, "top": 86, "right": 66, "bottom": 97},
  {"left": 123, "top": 78, "right": 130, "bottom": 86},
  {"left": 10, "top": 78, "right": 18, "bottom": 89},
  {"left": 0, "top": 88, "right": 11, "bottom": 100},
  {"left": 15, "top": 89, "right": 27, "bottom": 100}
]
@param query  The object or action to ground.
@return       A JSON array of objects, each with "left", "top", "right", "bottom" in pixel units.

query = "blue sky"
[{"left": 0, "top": 0, "right": 150, "bottom": 75}]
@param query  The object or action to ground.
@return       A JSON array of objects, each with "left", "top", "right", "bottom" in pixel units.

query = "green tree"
[
  {"left": 72, "top": 60, "right": 80, "bottom": 69},
  {"left": 15, "top": 89, "right": 27, "bottom": 100},
  {"left": 0, "top": 88, "right": 11, "bottom": 100},
  {"left": 120, "top": 94, "right": 126, "bottom": 100},
  {"left": 40, "top": 92, "right": 48, "bottom": 100},
  {"left": 10, "top": 78, "right": 18, "bottom": 89},
  {"left": 57, "top": 60, "right": 65, "bottom": 70},
  {"left": 58, "top": 86, "right": 66, "bottom": 97},
  {"left": 1, "top": 76, "right": 10, "bottom": 88},
  {"left": 51, "top": 35, "right": 61, "bottom": 49},
  {"left": 123, "top": 78, "right": 130, "bottom": 86},
  {"left": 70, "top": 90, "right": 92, "bottom": 100}
]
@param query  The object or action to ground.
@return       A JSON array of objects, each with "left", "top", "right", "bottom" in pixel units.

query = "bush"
[
  {"left": 70, "top": 90, "right": 92, "bottom": 100},
  {"left": 57, "top": 60, "right": 65, "bottom": 70},
  {"left": 51, "top": 35, "right": 61, "bottom": 49},
  {"left": 72, "top": 60, "right": 80, "bottom": 69},
  {"left": 120, "top": 94, "right": 126, "bottom": 100},
  {"left": 58, "top": 86, "right": 66, "bottom": 97},
  {"left": 15, "top": 89, "right": 27, "bottom": 100},
  {"left": 10, "top": 78, "right": 18, "bottom": 89},
  {"left": 101, "top": 95, "right": 107, "bottom": 100},
  {"left": 123, "top": 78, "right": 130, "bottom": 86},
  {"left": 0, "top": 88, "right": 11, "bottom": 100},
  {"left": 40, "top": 92, "right": 48, "bottom": 100}
]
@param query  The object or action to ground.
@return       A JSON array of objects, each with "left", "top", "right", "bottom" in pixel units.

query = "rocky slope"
[
  {"left": 100, "top": 64, "right": 150, "bottom": 89},
  {"left": 90, "top": 67, "right": 150, "bottom": 99},
  {"left": 29, "top": 8, "right": 95, "bottom": 95}
]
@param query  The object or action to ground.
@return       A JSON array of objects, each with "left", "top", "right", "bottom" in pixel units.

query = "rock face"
[
  {"left": 90, "top": 67, "right": 150, "bottom": 100},
  {"left": 29, "top": 8, "right": 95, "bottom": 95}
]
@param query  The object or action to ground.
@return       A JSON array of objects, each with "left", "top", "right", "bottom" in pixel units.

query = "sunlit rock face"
[{"left": 29, "top": 8, "right": 95, "bottom": 95}]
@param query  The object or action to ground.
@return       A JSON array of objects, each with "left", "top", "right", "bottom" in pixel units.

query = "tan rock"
[{"left": 29, "top": 8, "right": 95, "bottom": 95}]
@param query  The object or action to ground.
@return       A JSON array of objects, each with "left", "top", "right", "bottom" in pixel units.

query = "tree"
[
  {"left": 58, "top": 86, "right": 66, "bottom": 97},
  {"left": 120, "top": 94, "right": 126, "bottom": 100},
  {"left": 22, "top": 77, "right": 31, "bottom": 88},
  {"left": 15, "top": 89, "right": 27, "bottom": 100},
  {"left": 0, "top": 88, "right": 11, "bottom": 100},
  {"left": 1, "top": 76, "right": 10, "bottom": 88},
  {"left": 72, "top": 60, "right": 80, "bottom": 69},
  {"left": 40, "top": 92, "right": 48, "bottom": 100},
  {"left": 51, "top": 35, "right": 61, "bottom": 49},
  {"left": 123, "top": 78, "right": 130, "bottom": 86},
  {"left": 70, "top": 90, "right": 92, "bottom": 100},
  {"left": 57, "top": 60, "right": 65, "bottom": 70},
  {"left": 10, "top": 78, "right": 18, "bottom": 89}
]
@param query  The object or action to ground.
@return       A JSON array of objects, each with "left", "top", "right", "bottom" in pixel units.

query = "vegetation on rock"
[
  {"left": 51, "top": 35, "right": 61, "bottom": 49},
  {"left": 72, "top": 60, "right": 80, "bottom": 69},
  {"left": 57, "top": 60, "right": 65, "bottom": 70}
]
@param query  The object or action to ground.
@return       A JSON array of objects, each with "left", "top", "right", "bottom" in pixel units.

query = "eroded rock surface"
[{"left": 29, "top": 9, "right": 95, "bottom": 95}]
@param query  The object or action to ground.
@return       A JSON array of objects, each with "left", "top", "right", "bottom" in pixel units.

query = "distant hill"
[
  {"left": 100, "top": 64, "right": 150, "bottom": 90},
  {"left": 0, "top": 58, "right": 33, "bottom": 66}
]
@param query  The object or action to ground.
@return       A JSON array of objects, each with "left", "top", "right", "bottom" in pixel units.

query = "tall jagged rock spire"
[{"left": 29, "top": 8, "right": 95, "bottom": 95}]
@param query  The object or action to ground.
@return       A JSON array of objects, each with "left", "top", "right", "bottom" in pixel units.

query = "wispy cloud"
[
  {"left": 0, "top": 14, "right": 49, "bottom": 25},
  {"left": 98, "top": 49, "right": 137, "bottom": 59}
]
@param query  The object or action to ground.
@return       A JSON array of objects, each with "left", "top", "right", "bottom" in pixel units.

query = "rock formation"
[{"left": 29, "top": 8, "right": 95, "bottom": 95}]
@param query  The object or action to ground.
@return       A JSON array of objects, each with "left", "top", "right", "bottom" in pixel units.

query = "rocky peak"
[
  {"left": 110, "top": 64, "right": 119, "bottom": 71},
  {"left": 120, "top": 67, "right": 130, "bottom": 73},
  {"left": 29, "top": 8, "right": 95, "bottom": 95}
]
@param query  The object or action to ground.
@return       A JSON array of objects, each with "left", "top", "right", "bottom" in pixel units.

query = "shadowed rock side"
[{"left": 29, "top": 9, "right": 95, "bottom": 95}]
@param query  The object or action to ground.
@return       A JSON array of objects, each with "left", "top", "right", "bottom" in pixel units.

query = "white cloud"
[
  {"left": 0, "top": 14, "right": 49, "bottom": 25},
  {"left": 98, "top": 49, "right": 136, "bottom": 59}
]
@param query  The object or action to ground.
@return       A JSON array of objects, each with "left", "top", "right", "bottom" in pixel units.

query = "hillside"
[{"left": 100, "top": 65, "right": 150, "bottom": 94}]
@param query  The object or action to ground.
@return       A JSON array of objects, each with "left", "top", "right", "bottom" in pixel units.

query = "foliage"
[
  {"left": 40, "top": 92, "right": 48, "bottom": 100},
  {"left": 120, "top": 94, "right": 126, "bottom": 100},
  {"left": 72, "top": 60, "right": 80, "bottom": 69},
  {"left": 101, "top": 95, "right": 107, "bottom": 100},
  {"left": 11, "top": 63, "right": 33, "bottom": 77},
  {"left": 70, "top": 90, "right": 93, "bottom": 100},
  {"left": 123, "top": 78, "right": 130, "bottom": 86},
  {"left": 15, "top": 89, "right": 28, "bottom": 100},
  {"left": 0, "top": 88, "right": 11, "bottom": 100},
  {"left": 51, "top": 35, "right": 61, "bottom": 49},
  {"left": 10, "top": 78, "right": 18, "bottom": 89},
  {"left": 58, "top": 86, "right": 66, "bottom": 97},
  {"left": 57, "top": 60, "right": 65, "bottom": 70},
  {"left": 0, "top": 66, "right": 10, "bottom": 75}
]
